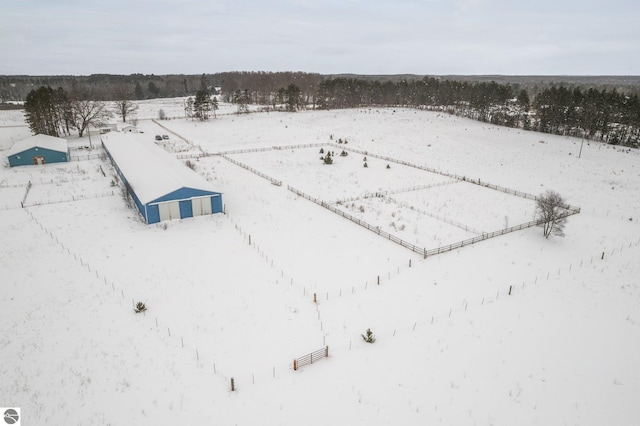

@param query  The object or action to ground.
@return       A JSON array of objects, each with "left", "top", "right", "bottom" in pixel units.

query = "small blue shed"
[
  {"left": 102, "top": 133, "right": 223, "bottom": 224},
  {"left": 7, "top": 134, "right": 68, "bottom": 167}
]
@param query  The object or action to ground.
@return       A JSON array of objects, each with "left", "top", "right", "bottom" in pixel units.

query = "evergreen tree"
[
  {"left": 193, "top": 90, "right": 211, "bottom": 120},
  {"left": 147, "top": 81, "right": 160, "bottom": 98},
  {"left": 233, "top": 89, "right": 249, "bottom": 113},
  {"left": 184, "top": 97, "right": 194, "bottom": 119},
  {"left": 285, "top": 84, "right": 302, "bottom": 111},
  {"left": 24, "top": 86, "right": 69, "bottom": 137},
  {"left": 134, "top": 82, "right": 145, "bottom": 100}
]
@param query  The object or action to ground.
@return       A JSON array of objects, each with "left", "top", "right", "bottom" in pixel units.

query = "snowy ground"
[{"left": 1, "top": 104, "right": 639, "bottom": 425}]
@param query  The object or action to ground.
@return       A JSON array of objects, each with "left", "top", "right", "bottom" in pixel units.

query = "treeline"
[
  {"left": 0, "top": 72, "right": 321, "bottom": 103},
  {"left": 5, "top": 72, "right": 640, "bottom": 148},
  {"left": 315, "top": 77, "right": 640, "bottom": 148}
]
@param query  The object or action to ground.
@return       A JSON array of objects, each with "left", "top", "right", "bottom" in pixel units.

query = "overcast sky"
[{"left": 2, "top": 0, "right": 638, "bottom": 76}]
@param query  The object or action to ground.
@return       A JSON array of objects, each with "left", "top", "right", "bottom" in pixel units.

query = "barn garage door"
[
  {"left": 191, "top": 196, "right": 212, "bottom": 217},
  {"left": 158, "top": 201, "right": 181, "bottom": 221}
]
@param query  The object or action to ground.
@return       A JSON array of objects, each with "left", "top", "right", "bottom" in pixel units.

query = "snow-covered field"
[{"left": 1, "top": 104, "right": 639, "bottom": 425}]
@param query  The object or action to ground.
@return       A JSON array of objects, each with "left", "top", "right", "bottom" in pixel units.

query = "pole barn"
[
  {"left": 7, "top": 134, "right": 68, "bottom": 167},
  {"left": 102, "top": 133, "right": 222, "bottom": 224}
]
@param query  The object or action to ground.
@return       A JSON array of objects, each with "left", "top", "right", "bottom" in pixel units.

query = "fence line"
[
  {"left": 152, "top": 119, "right": 195, "bottom": 144},
  {"left": 21, "top": 180, "right": 32, "bottom": 207},
  {"left": 288, "top": 185, "right": 580, "bottom": 258},
  {"left": 387, "top": 195, "right": 485, "bottom": 235},
  {"left": 220, "top": 154, "right": 282, "bottom": 186},
  {"left": 293, "top": 346, "right": 329, "bottom": 370},
  {"left": 22, "top": 190, "right": 116, "bottom": 207},
  {"left": 70, "top": 153, "right": 106, "bottom": 162},
  {"left": 325, "top": 143, "right": 551, "bottom": 204},
  {"left": 289, "top": 185, "right": 428, "bottom": 256},
  {"left": 333, "top": 179, "right": 459, "bottom": 205}
]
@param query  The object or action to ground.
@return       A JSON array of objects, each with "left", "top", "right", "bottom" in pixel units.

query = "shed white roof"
[
  {"left": 116, "top": 123, "right": 137, "bottom": 132},
  {"left": 101, "top": 133, "right": 218, "bottom": 205},
  {"left": 7, "top": 134, "right": 67, "bottom": 156}
]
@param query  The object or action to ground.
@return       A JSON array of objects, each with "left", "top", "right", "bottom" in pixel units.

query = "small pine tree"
[
  {"left": 323, "top": 154, "right": 333, "bottom": 165},
  {"left": 363, "top": 156, "right": 367, "bottom": 162},
  {"left": 320, "top": 148, "right": 324, "bottom": 154},
  {"left": 363, "top": 162, "right": 368, "bottom": 168},
  {"left": 361, "top": 328, "right": 376, "bottom": 343},
  {"left": 386, "top": 164, "right": 390, "bottom": 169},
  {"left": 134, "top": 302, "right": 147, "bottom": 313}
]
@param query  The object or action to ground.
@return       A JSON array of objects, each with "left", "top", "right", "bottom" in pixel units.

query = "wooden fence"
[
  {"left": 325, "top": 143, "right": 541, "bottom": 202},
  {"left": 293, "top": 346, "right": 329, "bottom": 371},
  {"left": 289, "top": 185, "right": 429, "bottom": 256},
  {"left": 70, "top": 153, "right": 105, "bottom": 162},
  {"left": 332, "top": 179, "right": 458, "bottom": 205},
  {"left": 288, "top": 185, "right": 581, "bottom": 258},
  {"left": 219, "top": 154, "right": 282, "bottom": 186}
]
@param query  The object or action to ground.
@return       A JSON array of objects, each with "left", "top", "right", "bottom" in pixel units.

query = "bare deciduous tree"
[
  {"left": 114, "top": 99, "right": 138, "bottom": 123},
  {"left": 536, "top": 190, "right": 568, "bottom": 238},
  {"left": 71, "top": 99, "right": 111, "bottom": 137}
]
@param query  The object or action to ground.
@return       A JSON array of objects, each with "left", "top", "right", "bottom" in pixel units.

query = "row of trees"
[
  {"left": 312, "top": 77, "right": 639, "bottom": 148},
  {"left": 24, "top": 86, "right": 138, "bottom": 138},
  {"left": 22, "top": 74, "right": 640, "bottom": 147},
  {"left": 0, "top": 72, "right": 322, "bottom": 103}
]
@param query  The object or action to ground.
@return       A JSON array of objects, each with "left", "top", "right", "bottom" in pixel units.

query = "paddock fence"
[
  {"left": 288, "top": 185, "right": 428, "bottom": 256},
  {"left": 70, "top": 153, "right": 106, "bottom": 162},
  {"left": 332, "top": 179, "right": 459, "bottom": 205},
  {"left": 220, "top": 154, "right": 282, "bottom": 186},
  {"left": 288, "top": 185, "right": 581, "bottom": 258},
  {"left": 22, "top": 190, "right": 117, "bottom": 208},
  {"left": 325, "top": 143, "right": 551, "bottom": 204},
  {"left": 293, "top": 346, "right": 329, "bottom": 371}
]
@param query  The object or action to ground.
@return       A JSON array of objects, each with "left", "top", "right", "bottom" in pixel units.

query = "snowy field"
[{"left": 1, "top": 104, "right": 639, "bottom": 425}]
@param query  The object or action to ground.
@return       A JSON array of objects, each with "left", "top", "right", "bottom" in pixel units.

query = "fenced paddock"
[
  {"left": 289, "top": 185, "right": 580, "bottom": 258},
  {"left": 211, "top": 143, "right": 580, "bottom": 257},
  {"left": 223, "top": 146, "right": 453, "bottom": 201}
]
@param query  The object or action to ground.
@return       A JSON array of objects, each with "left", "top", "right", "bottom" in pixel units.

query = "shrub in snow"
[
  {"left": 134, "top": 302, "right": 147, "bottom": 313},
  {"left": 386, "top": 164, "right": 390, "bottom": 169},
  {"left": 323, "top": 154, "right": 333, "bottom": 165},
  {"left": 363, "top": 162, "right": 368, "bottom": 168},
  {"left": 363, "top": 156, "right": 367, "bottom": 162},
  {"left": 319, "top": 148, "right": 324, "bottom": 154},
  {"left": 340, "top": 150, "right": 348, "bottom": 157},
  {"left": 361, "top": 328, "right": 376, "bottom": 343}
]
